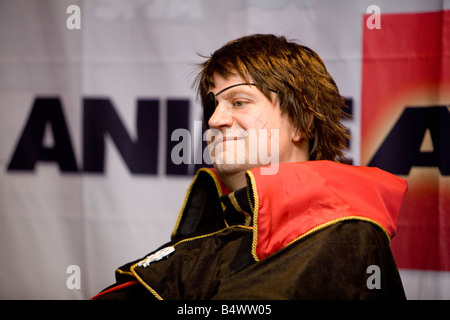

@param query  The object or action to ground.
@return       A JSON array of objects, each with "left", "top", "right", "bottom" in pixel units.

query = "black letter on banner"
[
  {"left": 368, "top": 106, "right": 449, "bottom": 175},
  {"left": 83, "top": 98, "right": 159, "bottom": 174},
  {"left": 7, "top": 97, "right": 78, "bottom": 172},
  {"left": 166, "top": 99, "right": 190, "bottom": 175}
]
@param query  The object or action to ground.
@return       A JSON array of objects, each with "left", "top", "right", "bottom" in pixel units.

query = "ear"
[
  {"left": 291, "top": 127, "right": 303, "bottom": 142},
  {"left": 292, "top": 114, "right": 313, "bottom": 142}
]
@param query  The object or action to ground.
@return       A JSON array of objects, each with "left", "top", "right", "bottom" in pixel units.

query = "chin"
[
  {"left": 212, "top": 150, "right": 265, "bottom": 174},
  {"left": 213, "top": 162, "right": 260, "bottom": 176}
]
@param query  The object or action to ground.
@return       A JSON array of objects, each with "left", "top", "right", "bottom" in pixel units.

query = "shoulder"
[{"left": 286, "top": 219, "right": 392, "bottom": 262}]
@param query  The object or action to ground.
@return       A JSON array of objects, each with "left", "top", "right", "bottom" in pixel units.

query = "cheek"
[
  {"left": 236, "top": 103, "right": 286, "bottom": 133},
  {"left": 236, "top": 111, "right": 271, "bottom": 131}
]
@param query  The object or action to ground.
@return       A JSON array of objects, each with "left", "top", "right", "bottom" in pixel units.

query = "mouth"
[
  {"left": 221, "top": 136, "right": 242, "bottom": 142},
  {"left": 212, "top": 136, "right": 244, "bottom": 148},
  {"left": 206, "top": 130, "right": 248, "bottom": 150}
]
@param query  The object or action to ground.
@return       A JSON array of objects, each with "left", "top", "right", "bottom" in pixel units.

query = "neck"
[
  {"left": 216, "top": 141, "right": 311, "bottom": 192},
  {"left": 216, "top": 170, "right": 247, "bottom": 192}
]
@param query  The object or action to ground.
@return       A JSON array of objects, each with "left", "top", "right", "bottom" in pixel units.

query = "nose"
[{"left": 208, "top": 102, "right": 233, "bottom": 129}]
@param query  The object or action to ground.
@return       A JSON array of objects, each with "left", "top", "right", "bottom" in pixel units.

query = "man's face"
[{"left": 205, "top": 72, "right": 303, "bottom": 176}]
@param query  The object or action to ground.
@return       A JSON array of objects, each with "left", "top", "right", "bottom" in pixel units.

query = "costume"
[{"left": 92, "top": 161, "right": 407, "bottom": 300}]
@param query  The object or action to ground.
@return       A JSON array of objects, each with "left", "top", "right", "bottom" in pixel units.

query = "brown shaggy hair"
[{"left": 195, "top": 34, "right": 349, "bottom": 162}]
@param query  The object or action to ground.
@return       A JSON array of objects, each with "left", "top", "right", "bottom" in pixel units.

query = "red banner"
[{"left": 362, "top": 10, "right": 450, "bottom": 271}]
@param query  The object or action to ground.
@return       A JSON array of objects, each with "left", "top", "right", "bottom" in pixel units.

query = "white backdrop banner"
[{"left": 1, "top": 0, "right": 449, "bottom": 299}]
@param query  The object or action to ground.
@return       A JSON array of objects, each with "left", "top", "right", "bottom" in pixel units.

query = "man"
[{"left": 92, "top": 34, "right": 407, "bottom": 300}]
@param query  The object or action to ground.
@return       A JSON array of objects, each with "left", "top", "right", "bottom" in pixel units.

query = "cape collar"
[{"left": 171, "top": 161, "right": 408, "bottom": 261}]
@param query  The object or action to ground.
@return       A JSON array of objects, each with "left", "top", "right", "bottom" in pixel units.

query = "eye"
[
  {"left": 203, "top": 92, "right": 217, "bottom": 129},
  {"left": 232, "top": 100, "right": 248, "bottom": 108}
]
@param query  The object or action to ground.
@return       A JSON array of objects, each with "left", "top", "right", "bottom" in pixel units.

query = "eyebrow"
[
  {"left": 214, "top": 83, "right": 257, "bottom": 97},
  {"left": 210, "top": 83, "right": 277, "bottom": 98},
  {"left": 220, "top": 87, "right": 256, "bottom": 100}
]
